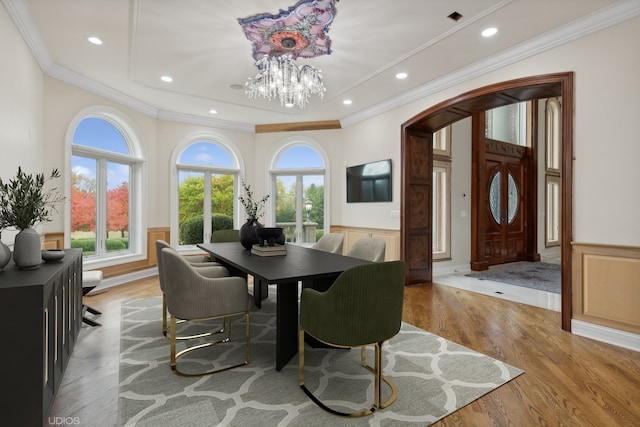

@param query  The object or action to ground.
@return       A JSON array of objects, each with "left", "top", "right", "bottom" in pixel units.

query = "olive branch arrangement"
[
  {"left": 0, "top": 167, "right": 65, "bottom": 231},
  {"left": 238, "top": 180, "right": 269, "bottom": 220}
]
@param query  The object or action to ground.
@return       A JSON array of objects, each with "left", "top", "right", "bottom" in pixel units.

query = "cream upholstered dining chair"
[
  {"left": 160, "top": 247, "right": 251, "bottom": 376},
  {"left": 155, "top": 240, "right": 229, "bottom": 337},
  {"left": 311, "top": 233, "right": 344, "bottom": 254},
  {"left": 345, "top": 237, "right": 386, "bottom": 262},
  {"left": 298, "top": 260, "right": 406, "bottom": 416}
]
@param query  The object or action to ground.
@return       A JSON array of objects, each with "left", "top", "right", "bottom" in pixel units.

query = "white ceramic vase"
[{"left": 13, "top": 228, "right": 42, "bottom": 269}]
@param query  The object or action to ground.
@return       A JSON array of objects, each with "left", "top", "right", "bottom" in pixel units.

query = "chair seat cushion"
[{"left": 83, "top": 270, "right": 103, "bottom": 288}]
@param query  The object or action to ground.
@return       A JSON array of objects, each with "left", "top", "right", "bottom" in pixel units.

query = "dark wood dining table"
[{"left": 197, "top": 242, "right": 372, "bottom": 370}]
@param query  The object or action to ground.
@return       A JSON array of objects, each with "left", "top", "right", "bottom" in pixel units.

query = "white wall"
[
  {"left": 0, "top": 5, "right": 44, "bottom": 245},
  {"left": 339, "top": 109, "right": 406, "bottom": 230},
  {"left": 434, "top": 118, "right": 473, "bottom": 275}
]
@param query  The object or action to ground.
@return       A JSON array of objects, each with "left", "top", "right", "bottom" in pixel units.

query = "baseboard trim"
[{"left": 572, "top": 319, "right": 640, "bottom": 352}]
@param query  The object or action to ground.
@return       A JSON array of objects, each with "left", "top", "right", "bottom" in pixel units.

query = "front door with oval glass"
[{"left": 483, "top": 153, "right": 527, "bottom": 266}]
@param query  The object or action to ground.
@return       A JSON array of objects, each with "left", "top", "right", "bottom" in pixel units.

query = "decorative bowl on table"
[
  {"left": 256, "top": 227, "right": 284, "bottom": 247},
  {"left": 42, "top": 249, "right": 65, "bottom": 262}
]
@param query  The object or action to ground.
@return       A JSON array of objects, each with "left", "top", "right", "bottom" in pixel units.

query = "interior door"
[{"left": 484, "top": 152, "right": 527, "bottom": 266}]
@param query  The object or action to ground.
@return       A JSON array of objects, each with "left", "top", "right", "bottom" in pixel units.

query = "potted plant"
[
  {"left": 0, "top": 167, "right": 64, "bottom": 269},
  {"left": 238, "top": 180, "right": 269, "bottom": 250}
]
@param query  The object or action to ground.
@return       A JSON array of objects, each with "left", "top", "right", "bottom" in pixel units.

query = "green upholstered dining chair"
[
  {"left": 345, "top": 237, "right": 386, "bottom": 262},
  {"left": 298, "top": 260, "right": 406, "bottom": 417},
  {"left": 211, "top": 229, "right": 241, "bottom": 242},
  {"left": 160, "top": 247, "right": 251, "bottom": 377},
  {"left": 155, "top": 240, "right": 228, "bottom": 337},
  {"left": 311, "top": 232, "right": 344, "bottom": 254}
]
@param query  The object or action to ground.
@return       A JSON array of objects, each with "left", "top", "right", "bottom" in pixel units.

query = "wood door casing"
[{"left": 401, "top": 129, "right": 432, "bottom": 284}]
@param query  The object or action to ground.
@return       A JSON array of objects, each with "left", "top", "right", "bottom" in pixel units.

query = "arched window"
[
  {"left": 172, "top": 136, "right": 241, "bottom": 246},
  {"left": 69, "top": 110, "right": 145, "bottom": 266},
  {"left": 269, "top": 139, "right": 328, "bottom": 244}
]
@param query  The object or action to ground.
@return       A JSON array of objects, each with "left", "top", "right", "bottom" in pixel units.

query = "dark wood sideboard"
[{"left": 0, "top": 248, "right": 83, "bottom": 426}]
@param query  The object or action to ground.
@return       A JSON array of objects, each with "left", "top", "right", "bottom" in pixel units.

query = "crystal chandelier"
[{"left": 245, "top": 54, "right": 325, "bottom": 109}]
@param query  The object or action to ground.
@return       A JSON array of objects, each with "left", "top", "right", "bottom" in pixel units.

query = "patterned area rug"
[
  {"left": 466, "top": 261, "right": 561, "bottom": 293},
  {"left": 118, "top": 295, "right": 523, "bottom": 426}
]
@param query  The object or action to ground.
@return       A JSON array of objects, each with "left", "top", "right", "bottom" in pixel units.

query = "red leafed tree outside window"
[{"left": 107, "top": 182, "right": 129, "bottom": 237}]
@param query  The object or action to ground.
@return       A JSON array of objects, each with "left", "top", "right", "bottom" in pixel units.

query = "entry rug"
[
  {"left": 118, "top": 295, "right": 523, "bottom": 426},
  {"left": 466, "top": 261, "right": 561, "bottom": 293}
]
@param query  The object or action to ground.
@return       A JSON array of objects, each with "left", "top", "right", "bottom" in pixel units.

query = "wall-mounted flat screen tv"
[{"left": 346, "top": 159, "right": 392, "bottom": 203}]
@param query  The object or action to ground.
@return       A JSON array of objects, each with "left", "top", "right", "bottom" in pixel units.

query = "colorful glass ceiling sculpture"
[{"left": 238, "top": 0, "right": 339, "bottom": 61}]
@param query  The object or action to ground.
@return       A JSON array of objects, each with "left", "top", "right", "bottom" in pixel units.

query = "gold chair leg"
[
  {"left": 299, "top": 329, "right": 398, "bottom": 417},
  {"left": 162, "top": 293, "right": 168, "bottom": 336},
  {"left": 170, "top": 312, "right": 250, "bottom": 377},
  {"left": 164, "top": 292, "right": 224, "bottom": 340},
  {"left": 361, "top": 343, "right": 399, "bottom": 410}
]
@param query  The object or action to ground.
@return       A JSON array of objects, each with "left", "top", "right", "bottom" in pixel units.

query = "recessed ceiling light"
[
  {"left": 482, "top": 27, "right": 498, "bottom": 37},
  {"left": 160, "top": 75, "right": 173, "bottom": 83},
  {"left": 396, "top": 72, "right": 408, "bottom": 80},
  {"left": 87, "top": 36, "right": 102, "bottom": 45},
  {"left": 230, "top": 84, "right": 244, "bottom": 90},
  {"left": 343, "top": 99, "right": 352, "bottom": 105},
  {"left": 209, "top": 109, "right": 218, "bottom": 114}
]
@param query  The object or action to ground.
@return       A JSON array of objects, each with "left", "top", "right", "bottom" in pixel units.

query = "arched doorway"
[{"left": 401, "top": 72, "right": 573, "bottom": 331}]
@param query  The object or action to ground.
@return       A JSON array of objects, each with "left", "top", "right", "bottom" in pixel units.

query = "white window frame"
[
  {"left": 266, "top": 137, "right": 330, "bottom": 242},
  {"left": 65, "top": 106, "right": 146, "bottom": 269},
  {"left": 433, "top": 126, "right": 452, "bottom": 260},
  {"left": 432, "top": 160, "right": 451, "bottom": 260},
  {"left": 170, "top": 132, "right": 243, "bottom": 251},
  {"left": 545, "top": 98, "right": 562, "bottom": 247},
  {"left": 545, "top": 176, "right": 561, "bottom": 246}
]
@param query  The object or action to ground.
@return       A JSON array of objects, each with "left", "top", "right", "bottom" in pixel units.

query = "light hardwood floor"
[{"left": 47, "top": 276, "right": 639, "bottom": 427}]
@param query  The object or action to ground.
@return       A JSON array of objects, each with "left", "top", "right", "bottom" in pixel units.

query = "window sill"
[{"left": 82, "top": 252, "right": 147, "bottom": 270}]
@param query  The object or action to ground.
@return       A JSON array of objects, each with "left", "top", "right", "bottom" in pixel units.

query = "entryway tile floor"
[{"left": 433, "top": 272, "right": 561, "bottom": 312}]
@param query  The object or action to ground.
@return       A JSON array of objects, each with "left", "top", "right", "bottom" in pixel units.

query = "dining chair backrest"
[
  {"left": 345, "top": 237, "right": 386, "bottom": 262},
  {"left": 311, "top": 233, "right": 344, "bottom": 254}
]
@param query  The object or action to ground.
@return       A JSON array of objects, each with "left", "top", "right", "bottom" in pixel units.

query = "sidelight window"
[
  {"left": 433, "top": 126, "right": 451, "bottom": 260},
  {"left": 545, "top": 98, "right": 562, "bottom": 246}
]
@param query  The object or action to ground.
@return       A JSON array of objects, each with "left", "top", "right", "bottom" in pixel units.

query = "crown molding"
[
  {"left": 5, "top": 0, "right": 640, "bottom": 132},
  {"left": 2, "top": 0, "right": 53, "bottom": 70},
  {"left": 4, "top": 0, "right": 162, "bottom": 118},
  {"left": 47, "top": 63, "right": 161, "bottom": 118},
  {"left": 340, "top": 0, "right": 640, "bottom": 128},
  {"left": 157, "top": 110, "right": 255, "bottom": 133}
]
